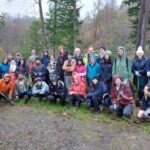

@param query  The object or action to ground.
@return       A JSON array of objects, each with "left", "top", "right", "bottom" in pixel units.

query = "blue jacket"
[
  {"left": 41, "top": 55, "right": 50, "bottom": 67},
  {"left": 146, "top": 58, "right": 150, "bottom": 72},
  {"left": 87, "top": 62, "right": 100, "bottom": 80},
  {"left": 0, "top": 63, "right": 10, "bottom": 76},
  {"left": 87, "top": 82, "right": 105, "bottom": 97}
]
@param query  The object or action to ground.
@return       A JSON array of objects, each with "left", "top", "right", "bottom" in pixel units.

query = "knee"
[
  {"left": 123, "top": 110, "right": 132, "bottom": 118},
  {"left": 47, "top": 95, "right": 55, "bottom": 101}
]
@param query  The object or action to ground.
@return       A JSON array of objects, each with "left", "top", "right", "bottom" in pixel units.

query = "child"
[{"left": 134, "top": 84, "right": 150, "bottom": 123}]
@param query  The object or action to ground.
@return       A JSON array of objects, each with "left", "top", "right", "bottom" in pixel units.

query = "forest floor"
[{"left": 0, "top": 100, "right": 150, "bottom": 150}]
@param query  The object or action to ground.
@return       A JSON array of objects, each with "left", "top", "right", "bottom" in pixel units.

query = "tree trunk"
[{"left": 73, "top": 0, "right": 77, "bottom": 49}]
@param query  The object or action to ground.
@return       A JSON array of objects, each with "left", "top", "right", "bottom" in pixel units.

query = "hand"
[
  {"left": 135, "top": 71, "right": 140, "bottom": 76},
  {"left": 147, "top": 71, "right": 150, "bottom": 77},
  {"left": 15, "top": 96, "right": 19, "bottom": 99}
]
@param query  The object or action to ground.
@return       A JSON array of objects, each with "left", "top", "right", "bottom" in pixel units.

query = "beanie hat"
[
  {"left": 117, "top": 46, "right": 125, "bottom": 52},
  {"left": 104, "top": 50, "right": 112, "bottom": 56},
  {"left": 136, "top": 46, "right": 144, "bottom": 55}
]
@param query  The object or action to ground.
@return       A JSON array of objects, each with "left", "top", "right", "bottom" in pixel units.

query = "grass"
[{"left": 15, "top": 98, "right": 150, "bottom": 133}]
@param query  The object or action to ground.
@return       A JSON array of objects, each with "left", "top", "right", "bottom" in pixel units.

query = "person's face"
[
  {"left": 115, "top": 78, "right": 122, "bottom": 86},
  {"left": 4, "top": 77, "right": 10, "bottom": 82},
  {"left": 75, "top": 49, "right": 80, "bottom": 55},
  {"left": 50, "top": 55, "right": 55, "bottom": 61},
  {"left": 92, "top": 79, "right": 98, "bottom": 84},
  {"left": 100, "top": 48, "right": 105, "bottom": 55},
  {"left": 31, "top": 49, "right": 36, "bottom": 55},
  {"left": 37, "top": 81, "right": 42, "bottom": 86},
  {"left": 137, "top": 53, "right": 143, "bottom": 59},
  {"left": 10, "top": 60, "right": 16, "bottom": 65},
  {"left": 77, "top": 60, "right": 82, "bottom": 65},
  {"left": 59, "top": 48, "right": 64, "bottom": 53},
  {"left": 68, "top": 54, "right": 72, "bottom": 60},
  {"left": 104, "top": 54, "right": 109, "bottom": 60},
  {"left": 52, "top": 81, "right": 57, "bottom": 85},
  {"left": 18, "top": 74, "right": 24, "bottom": 80},
  {"left": 144, "top": 86, "right": 149, "bottom": 96},
  {"left": 118, "top": 49, "right": 124, "bottom": 56},
  {"left": 20, "top": 59, "right": 24, "bottom": 64},
  {"left": 3, "top": 58, "right": 8, "bottom": 64},
  {"left": 36, "top": 60, "right": 41, "bottom": 65},
  {"left": 8, "top": 54, "right": 13, "bottom": 59},
  {"left": 44, "top": 51, "right": 48, "bottom": 56},
  {"left": 90, "top": 57, "right": 95, "bottom": 64},
  {"left": 16, "top": 53, "right": 21, "bottom": 59},
  {"left": 88, "top": 47, "right": 94, "bottom": 54}
]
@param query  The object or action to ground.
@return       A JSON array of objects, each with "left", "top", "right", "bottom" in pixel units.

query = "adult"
[
  {"left": 97, "top": 45, "right": 106, "bottom": 65},
  {"left": 73, "top": 48, "right": 83, "bottom": 61},
  {"left": 0, "top": 57, "right": 9, "bottom": 78},
  {"left": 41, "top": 50, "right": 50, "bottom": 67}
]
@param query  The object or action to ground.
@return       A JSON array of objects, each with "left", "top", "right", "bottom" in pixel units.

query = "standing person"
[
  {"left": 0, "top": 74, "right": 14, "bottom": 105},
  {"left": 112, "top": 46, "right": 131, "bottom": 83},
  {"left": 57, "top": 45, "right": 68, "bottom": 81},
  {"left": 0, "top": 57, "right": 10, "bottom": 78},
  {"left": 73, "top": 48, "right": 83, "bottom": 61},
  {"left": 41, "top": 50, "right": 50, "bottom": 68},
  {"left": 15, "top": 52, "right": 22, "bottom": 65},
  {"left": 97, "top": 45, "right": 106, "bottom": 65},
  {"left": 74, "top": 58, "right": 87, "bottom": 83},
  {"left": 62, "top": 52, "right": 76, "bottom": 93},
  {"left": 9, "top": 59, "right": 17, "bottom": 84},
  {"left": 65, "top": 74, "right": 86, "bottom": 107},
  {"left": 86, "top": 78, "right": 106, "bottom": 114},
  {"left": 7, "top": 53, "right": 14, "bottom": 63},
  {"left": 146, "top": 56, "right": 150, "bottom": 84},
  {"left": 31, "top": 58, "right": 47, "bottom": 82},
  {"left": 132, "top": 46, "right": 147, "bottom": 100},
  {"left": 27, "top": 49, "right": 38, "bottom": 65},
  {"left": 16, "top": 58, "right": 28, "bottom": 77},
  {"left": 100, "top": 50, "right": 112, "bottom": 94},
  {"left": 134, "top": 84, "right": 150, "bottom": 123},
  {"left": 110, "top": 76, "right": 134, "bottom": 118},
  {"left": 83, "top": 47, "right": 98, "bottom": 65},
  {"left": 87, "top": 56, "right": 100, "bottom": 85}
]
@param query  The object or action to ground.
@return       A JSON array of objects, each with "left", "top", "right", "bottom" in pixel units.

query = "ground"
[{"left": 0, "top": 101, "right": 150, "bottom": 150}]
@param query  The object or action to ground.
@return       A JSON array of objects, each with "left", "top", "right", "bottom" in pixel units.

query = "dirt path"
[{"left": 0, "top": 105, "right": 149, "bottom": 150}]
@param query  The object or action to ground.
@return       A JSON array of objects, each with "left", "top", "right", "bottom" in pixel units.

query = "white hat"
[
  {"left": 104, "top": 50, "right": 112, "bottom": 56},
  {"left": 136, "top": 46, "right": 144, "bottom": 55}
]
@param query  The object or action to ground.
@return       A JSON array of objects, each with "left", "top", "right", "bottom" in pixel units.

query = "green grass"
[{"left": 16, "top": 98, "right": 150, "bottom": 133}]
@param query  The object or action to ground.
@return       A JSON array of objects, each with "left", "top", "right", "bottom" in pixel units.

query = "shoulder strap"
[{"left": 126, "top": 57, "right": 129, "bottom": 71}]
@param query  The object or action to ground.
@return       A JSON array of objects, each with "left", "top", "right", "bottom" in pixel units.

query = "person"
[
  {"left": 86, "top": 78, "right": 106, "bottom": 114},
  {"left": 65, "top": 74, "right": 86, "bottom": 107},
  {"left": 110, "top": 76, "right": 134, "bottom": 118},
  {"left": 97, "top": 45, "right": 106, "bottom": 65},
  {"left": 31, "top": 58, "right": 47, "bottom": 82},
  {"left": 14, "top": 74, "right": 31, "bottom": 101},
  {"left": 0, "top": 57, "right": 9, "bottom": 78},
  {"left": 0, "top": 74, "right": 14, "bottom": 105},
  {"left": 32, "top": 78, "right": 49, "bottom": 100},
  {"left": 57, "top": 45, "right": 68, "bottom": 81},
  {"left": 41, "top": 50, "right": 50, "bottom": 67},
  {"left": 100, "top": 50, "right": 112, "bottom": 94},
  {"left": 47, "top": 54, "right": 59, "bottom": 82},
  {"left": 134, "top": 84, "right": 150, "bottom": 123},
  {"left": 73, "top": 48, "right": 83, "bottom": 61},
  {"left": 7, "top": 53, "right": 14, "bottom": 63},
  {"left": 47, "top": 76, "right": 66, "bottom": 105},
  {"left": 16, "top": 58, "right": 28, "bottom": 77},
  {"left": 83, "top": 47, "right": 98, "bottom": 65},
  {"left": 74, "top": 58, "right": 87, "bottom": 83},
  {"left": 112, "top": 46, "right": 131, "bottom": 83},
  {"left": 146, "top": 56, "right": 150, "bottom": 84},
  {"left": 15, "top": 52, "right": 22, "bottom": 65},
  {"left": 9, "top": 59, "right": 17, "bottom": 84},
  {"left": 27, "top": 49, "right": 38, "bottom": 65},
  {"left": 132, "top": 46, "right": 147, "bottom": 100},
  {"left": 62, "top": 52, "right": 76, "bottom": 92},
  {"left": 87, "top": 56, "right": 100, "bottom": 85}
]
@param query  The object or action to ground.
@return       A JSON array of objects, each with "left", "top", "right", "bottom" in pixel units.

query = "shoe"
[
  {"left": 134, "top": 117, "right": 141, "bottom": 124},
  {"left": 9, "top": 101, "right": 15, "bottom": 106}
]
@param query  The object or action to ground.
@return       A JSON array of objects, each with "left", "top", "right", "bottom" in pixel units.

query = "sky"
[{"left": 0, "top": 0, "right": 123, "bottom": 18}]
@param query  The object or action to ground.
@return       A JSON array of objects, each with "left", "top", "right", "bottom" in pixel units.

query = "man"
[
  {"left": 0, "top": 74, "right": 15, "bottom": 105},
  {"left": 97, "top": 45, "right": 106, "bottom": 65}
]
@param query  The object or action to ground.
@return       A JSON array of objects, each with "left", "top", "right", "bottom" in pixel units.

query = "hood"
[{"left": 117, "top": 46, "right": 126, "bottom": 58}]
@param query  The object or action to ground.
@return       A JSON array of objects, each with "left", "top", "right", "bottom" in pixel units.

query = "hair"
[
  {"left": 103, "top": 55, "right": 112, "bottom": 63},
  {"left": 68, "top": 52, "right": 73, "bottom": 56},
  {"left": 77, "top": 58, "right": 84, "bottom": 65},
  {"left": 18, "top": 58, "right": 26, "bottom": 66},
  {"left": 50, "top": 54, "right": 55, "bottom": 59},
  {"left": 58, "top": 45, "right": 64, "bottom": 51}
]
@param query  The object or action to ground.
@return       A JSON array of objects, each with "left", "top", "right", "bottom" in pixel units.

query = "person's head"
[
  {"left": 58, "top": 45, "right": 65, "bottom": 54},
  {"left": 136, "top": 46, "right": 144, "bottom": 59},
  {"left": 92, "top": 78, "right": 99, "bottom": 85},
  {"left": 88, "top": 47, "right": 94, "bottom": 55},
  {"left": 3, "top": 74, "right": 11, "bottom": 83},
  {"left": 36, "top": 79, "right": 42, "bottom": 86},
  {"left": 8, "top": 53, "right": 13, "bottom": 59},
  {"left": 19, "top": 58, "right": 25, "bottom": 65},
  {"left": 31, "top": 49, "right": 36, "bottom": 55},
  {"left": 117, "top": 46, "right": 125, "bottom": 57},
  {"left": 50, "top": 54, "right": 55, "bottom": 61},
  {"left": 103, "top": 50, "right": 112, "bottom": 62},
  {"left": 143, "top": 84, "right": 150, "bottom": 96},
  {"left": 35, "top": 58, "right": 41, "bottom": 65},
  {"left": 90, "top": 56, "right": 96, "bottom": 64},
  {"left": 10, "top": 59, "right": 16, "bottom": 66},
  {"left": 74, "top": 48, "right": 81, "bottom": 56},
  {"left": 51, "top": 75, "right": 58, "bottom": 85},
  {"left": 2, "top": 57, "right": 8, "bottom": 64},
  {"left": 77, "top": 58, "right": 84, "bottom": 65},
  {"left": 16, "top": 52, "right": 21, "bottom": 60},
  {"left": 114, "top": 76, "right": 123, "bottom": 86},
  {"left": 68, "top": 52, "right": 73, "bottom": 60},
  {"left": 99, "top": 45, "right": 106, "bottom": 55},
  {"left": 18, "top": 73, "right": 24, "bottom": 81},
  {"left": 43, "top": 50, "right": 49, "bottom": 56}
]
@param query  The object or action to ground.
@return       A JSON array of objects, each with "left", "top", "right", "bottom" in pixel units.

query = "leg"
[
  {"left": 116, "top": 105, "right": 124, "bottom": 117},
  {"left": 92, "top": 97, "right": 100, "bottom": 113},
  {"left": 74, "top": 94, "right": 84, "bottom": 107},
  {"left": 47, "top": 95, "right": 56, "bottom": 103},
  {"left": 59, "top": 94, "right": 66, "bottom": 105},
  {"left": 65, "top": 95, "right": 75, "bottom": 105},
  {"left": 123, "top": 104, "right": 134, "bottom": 118}
]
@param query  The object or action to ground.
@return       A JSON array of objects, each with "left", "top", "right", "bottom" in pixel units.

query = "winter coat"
[
  {"left": 0, "top": 63, "right": 9, "bottom": 77},
  {"left": 47, "top": 61, "right": 59, "bottom": 78},
  {"left": 16, "top": 64, "right": 28, "bottom": 76},
  {"left": 41, "top": 55, "right": 50, "bottom": 67},
  {"left": 32, "top": 81, "right": 49, "bottom": 95},
  {"left": 69, "top": 75, "right": 86, "bottom": 97},
  {"left": 132, "top": 58, "right": 147, "bottom": 91},
  {"left": 111, "top": 77, "right": 134, "bottom": 105},
  {"left": 75, "top": 64, "right": 87, "bottom": 83},
  {"left": 31, "top": 64, "right": 47, "bottom": 81},
  {"left": 112, "top": 49, "right": 131, "bottom": 80},
  {"left": 83, "top": 53, "right": 98, "bottom": 65},
  {"left": 140, "top": 96, "right": 150, "bottom": 111}
]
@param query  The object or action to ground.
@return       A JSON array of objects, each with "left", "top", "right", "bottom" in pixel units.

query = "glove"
[
  {"left": 135, "top": 71, "right": 140, "bottom": 76},
  {"left": 147, "top": 71, "right": 150, "bottom": 77}
]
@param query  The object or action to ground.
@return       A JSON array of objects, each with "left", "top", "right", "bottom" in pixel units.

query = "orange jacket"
[{"left": 0, "top": 79, "right": 14, "bottom": 98}]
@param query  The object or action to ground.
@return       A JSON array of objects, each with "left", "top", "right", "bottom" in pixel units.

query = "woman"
[
  {"left": 100, "top": 50, "right": 112, "bottom": 94},
  {"left": 0, "top": 57, "right": 10, "bottom": 78},
  {"left": 9, "top": 59, "right": 17, "bottom": 83},
  {"left": 47, "top": 54, "right": 59, "bottom": 82},
  {"left": 110, "top": 76, "right": 134, "bottom": 118},
  {"left": 74, "top": 58, "right": 87, "bottom": 83},
  {"left": 132, "top": 46, "right": 147, "bottom": 100}
]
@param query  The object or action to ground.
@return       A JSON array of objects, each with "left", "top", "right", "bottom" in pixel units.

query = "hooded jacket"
[
  {"left": 41, "top": 53, "right": 50, "bottom": 67},
  {"left": 0, "top": 63, "right": 9, "bottom": 76}
]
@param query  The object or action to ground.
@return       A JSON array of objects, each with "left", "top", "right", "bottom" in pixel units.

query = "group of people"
[{"left": 0, "top": 45, "right": 150, "bottom": 123}]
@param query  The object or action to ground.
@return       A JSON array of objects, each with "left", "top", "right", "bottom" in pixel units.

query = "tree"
[{"left": 46, "top": 0, "right": 81, "bottom": 53}]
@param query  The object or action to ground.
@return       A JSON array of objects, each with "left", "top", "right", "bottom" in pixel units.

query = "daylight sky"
[{"left": 0, "top": 0, "right": 123, "bottom": 18}]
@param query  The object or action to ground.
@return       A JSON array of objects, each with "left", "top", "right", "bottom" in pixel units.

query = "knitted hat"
[
  {"left": 136, "top": 46, "right": 144, "bottom": 55},
  {"left": 104, "top": 50, "right": 112, "bottom": 56},
  {"left": 117, "top": 46, "right": 125, "bottom": 52},
  {"left": 99, "top": 45, "right": 106, "bottom": 51}
]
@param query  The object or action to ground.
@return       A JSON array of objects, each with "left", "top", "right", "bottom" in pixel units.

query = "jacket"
[
  {"left": 0, "top": 63, "right": 9, "bottom": 77},
  {"left": 41, "top": 55, "right": 50, "bottom": 67},
  {"left": 83, "top": 53, "right": 98, "bottom": 65}
]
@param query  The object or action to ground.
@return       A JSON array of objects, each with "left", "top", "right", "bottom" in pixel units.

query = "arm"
[{"left": 8, "top": 83, "right": 14, "bottom": 98}]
